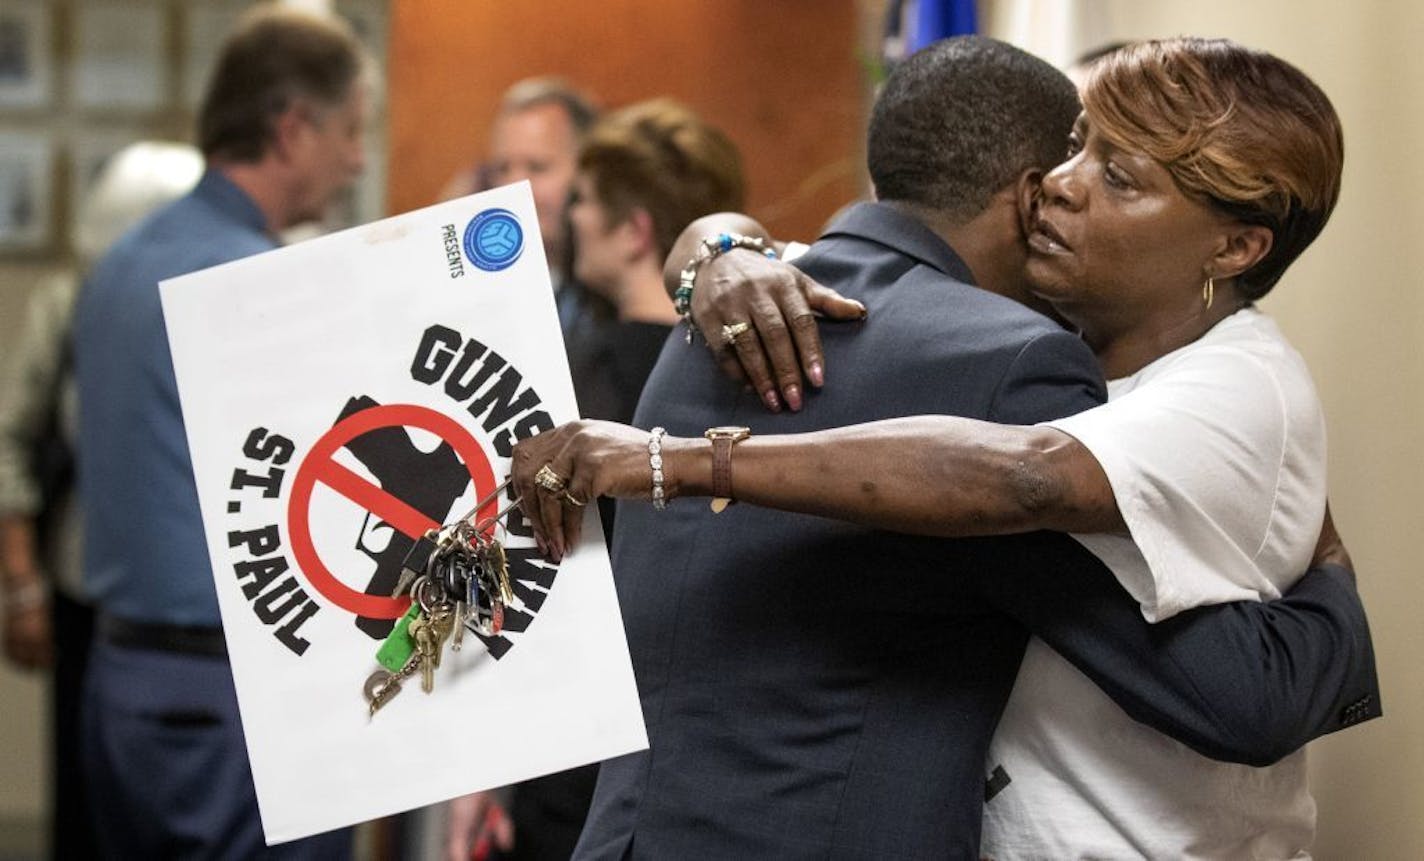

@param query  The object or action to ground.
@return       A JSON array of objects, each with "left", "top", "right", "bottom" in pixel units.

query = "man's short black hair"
[{"left": 868, "top": 36, "right": 1080, "bottom": 221}]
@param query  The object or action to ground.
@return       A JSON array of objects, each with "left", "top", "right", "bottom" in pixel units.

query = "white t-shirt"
[{"left": 980, "top": 307, "right": 1328, "bottom": 860}]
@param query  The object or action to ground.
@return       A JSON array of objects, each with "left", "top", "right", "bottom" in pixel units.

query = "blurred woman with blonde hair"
[{"left": 565, "top": 97, "right": 745, "bottom": 424}]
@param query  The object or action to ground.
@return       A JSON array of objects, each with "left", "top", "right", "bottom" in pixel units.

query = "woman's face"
[
  {"left": 1025, "top": 113, "right": 1232, "bottom": 335},
  {"left": 568, "top": 172, "right": 627, "bottom": 295}
]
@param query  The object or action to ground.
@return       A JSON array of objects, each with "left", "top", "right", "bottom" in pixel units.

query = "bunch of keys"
[{"left": 364, "top": 478, "right": 520, "bottom": 717}]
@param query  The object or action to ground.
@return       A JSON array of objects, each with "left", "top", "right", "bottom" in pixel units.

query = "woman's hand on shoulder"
[
  {"left": 663, "top": 212, "right": 865, "bottom": 413},
  {"left": 691, "top": 249, "right": 863, "bottom": 412}
]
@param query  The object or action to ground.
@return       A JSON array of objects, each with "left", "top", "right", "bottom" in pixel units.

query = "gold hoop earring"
[{"left": 1202, "top": 277, "right": 1215, "bottom": 311}]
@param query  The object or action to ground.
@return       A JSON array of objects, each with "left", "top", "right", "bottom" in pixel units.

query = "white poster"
[{"left": 160, "top": 182, "right": 648, "bottom": 843}]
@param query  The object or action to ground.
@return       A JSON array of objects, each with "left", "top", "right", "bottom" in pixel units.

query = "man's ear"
[
  {"left": 269, "top": 103, "right": 308, "bottom": 163},
  {"left": 1014, "top": 168, "right": 1044, "bottom": 237},
  {"left": 1212, "top": 224, "right": 1274, "bottom": 280},
  {"left": 624, "top": 207, "right": 657, "bottom": 258}
]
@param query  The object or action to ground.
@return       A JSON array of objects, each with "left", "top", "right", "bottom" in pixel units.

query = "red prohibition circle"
[{"left": 288, "top": 404, "right": 498, "bottom": 619}]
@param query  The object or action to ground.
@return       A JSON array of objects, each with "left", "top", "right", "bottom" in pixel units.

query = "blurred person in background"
[
  {"left": 0, "top": 139, "right": 203, "bottom": 861},
  {"left": 445, "top": 98, "right": 745, "bottom": 861},
  {"left": 441, "top": 76, "right": 601, "bottom": 337},
  {"left": 70, "top": 7, "right": 368, "bottom": 857},
  {"left": 564, "top": 98, "right": 745, "bottom": 425}
]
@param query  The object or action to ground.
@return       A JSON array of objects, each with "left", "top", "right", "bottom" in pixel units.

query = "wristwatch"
[{"left": 703, "top": 426, "right": 751, "bottom": 513}]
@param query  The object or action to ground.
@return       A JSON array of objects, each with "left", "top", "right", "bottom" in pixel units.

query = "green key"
[{"left": 375, "top": 603, "right": 422, "bottom": 672}]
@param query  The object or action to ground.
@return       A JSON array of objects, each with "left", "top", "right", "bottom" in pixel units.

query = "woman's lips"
[{"left": 1029, "top": 218, "right": 1072, "bottom": 254}]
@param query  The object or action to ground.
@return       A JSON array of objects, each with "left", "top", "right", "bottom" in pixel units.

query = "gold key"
[
  {"left": 411, "top": 614, "right": 436, "bottom": 693},
  {"left": 485, "top": 539, "right": 515, "bottom": 605},
  {"left": 451, "top": 600, "right": 467, "bottom": 652},
  {"left": 427, "top": 606, "right": 456, "bottom": 670}
]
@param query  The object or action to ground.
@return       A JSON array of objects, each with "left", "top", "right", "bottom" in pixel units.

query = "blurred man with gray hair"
[{"left": 71, "top": 7, "right": 368, "bottom": 856}]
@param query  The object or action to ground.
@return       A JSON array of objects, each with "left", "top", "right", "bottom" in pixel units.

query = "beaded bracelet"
[
  {"left": 675, "top": 232, "right": 777, "bottom": 344},
  {"left": 649, "top": 427, "right": 668, "bottom": 510}
]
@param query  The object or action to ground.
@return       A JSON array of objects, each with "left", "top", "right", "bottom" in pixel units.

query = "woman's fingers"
[
  {"left": 511, "top": 420, "right": 663, "bottom": 561},
  {"left": 559, "top": 477, "right": 589, "bottom": 554},
  {"left": 690, "top": 249, "right": 864, "bottom": 411},
  {"left": 698, "top": 255, "right": 801, "bottom": 411},
  {"left": 533, "top": 473, "right": 568, "bottom": 560},
  {"left": 795, "top": 279, "right": 866, "bottom": 389},
  {"left": 747, "top": 289, "right": 808, "bottom": 411},
  {"left": 510, "top": 427, "right": 567, "bottom": 558},
  {"left": 727, "top": 324, "right": 781, "bottom": 412},
  {"left": 805, "top": 279, "right": 867, "bottom": 322}
]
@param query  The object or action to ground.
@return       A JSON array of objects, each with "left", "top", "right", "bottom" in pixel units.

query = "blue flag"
[
  {"left": 883, "top": 0, "right": 978, "bottom": 70},
  {"left": 908, "top": 0, "right": 978, "bottom": 50}
]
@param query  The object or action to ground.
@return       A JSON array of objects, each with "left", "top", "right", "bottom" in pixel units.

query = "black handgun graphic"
[{"left": 336, "top": 395, "right": 471, "bottom": 639}]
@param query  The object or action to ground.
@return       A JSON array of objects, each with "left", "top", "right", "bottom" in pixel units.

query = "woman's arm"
[{"left": 510, "top": 416, "right": 1123, "bottom": 560}]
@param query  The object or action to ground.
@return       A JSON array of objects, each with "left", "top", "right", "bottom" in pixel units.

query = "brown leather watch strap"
[
  {"left": 710, "top": 435, "right": 735, "bottom": 501},
  {"left": 704, "top": 426, "right": 750, "bottom": 512}
]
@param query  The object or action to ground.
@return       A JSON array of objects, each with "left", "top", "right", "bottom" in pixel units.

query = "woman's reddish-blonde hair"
[
  {"left": 1083, "top": 37, "right": 1344, "bottom": 298},
  {"left": 578, "top": 99, "right": 745, "bottom": 260}
]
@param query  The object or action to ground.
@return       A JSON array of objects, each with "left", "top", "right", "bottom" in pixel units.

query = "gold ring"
[
  {"left": 562, "top": 490, "right": 587, "bottom": 508},
  {"left": 534, "top": 464, "right": 568, "bottom": 494},
  {"left": 720, "top": 321, "right": 752, "bottom": 347}
]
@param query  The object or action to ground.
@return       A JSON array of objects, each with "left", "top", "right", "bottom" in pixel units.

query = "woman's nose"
[{"left": 1040, "top": 157, "right": 1084, "bottom": 211}]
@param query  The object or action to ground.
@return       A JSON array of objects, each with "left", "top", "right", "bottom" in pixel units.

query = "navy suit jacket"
[{"left": 576, "top": 202, "right": 1380, "bottom": 859}]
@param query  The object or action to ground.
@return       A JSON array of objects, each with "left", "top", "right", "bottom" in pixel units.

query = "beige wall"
[{"left": 982, "top": 1, "right": 1424, "bottom": 855}]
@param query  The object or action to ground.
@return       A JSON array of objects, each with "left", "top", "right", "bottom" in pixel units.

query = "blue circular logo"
[{"left": 463, "top": 208, "right": 525, "bottom": 272}]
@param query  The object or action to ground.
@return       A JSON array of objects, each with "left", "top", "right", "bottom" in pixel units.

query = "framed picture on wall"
[
  {"left": 0, "top": 0, "right": 52, "bottom": 110},
  {"left": 0, "top": 132, "right": 53, "bottom": 252},
  {"left": 74, "top": 0, "right": 167, "bottom": 112}
]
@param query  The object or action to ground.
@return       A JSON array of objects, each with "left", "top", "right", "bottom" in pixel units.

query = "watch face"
[{"left": 705, "top": 426, "right": 751, "bottom": 440}]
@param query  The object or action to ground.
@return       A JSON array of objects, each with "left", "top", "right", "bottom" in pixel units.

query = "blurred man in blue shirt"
[{"left": 72, "top": 8, "right": 368, "bottom": 857}]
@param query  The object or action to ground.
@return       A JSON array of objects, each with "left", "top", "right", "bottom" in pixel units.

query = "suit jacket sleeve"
[{"left": 976, "top": 537, "right": 1382, "bottom": 767}]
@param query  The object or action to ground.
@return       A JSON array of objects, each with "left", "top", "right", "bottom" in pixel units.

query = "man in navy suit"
[{"left": 555, "top": 38, "right": 1376, "bottom": 858}]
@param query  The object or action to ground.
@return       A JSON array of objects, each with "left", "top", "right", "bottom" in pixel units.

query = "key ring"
[{"left": 413, "top": 576, "right": 444, "bottom": 614}]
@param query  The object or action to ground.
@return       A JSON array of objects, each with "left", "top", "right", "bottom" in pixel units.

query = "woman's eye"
[
  {"left": 1066, "top": 134, "right": 1083, "bottom": 158},
  {"left": 1104, "top": 162, "right": 1132, "bottom": 189}
]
